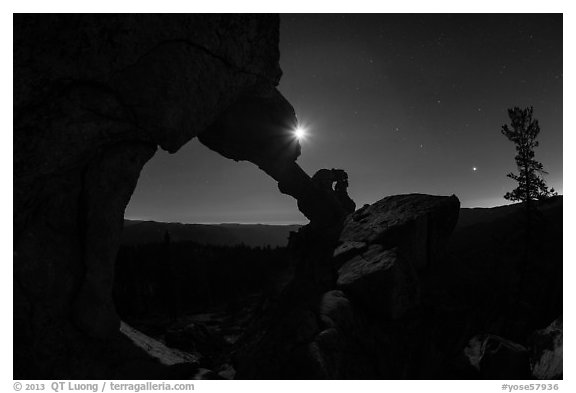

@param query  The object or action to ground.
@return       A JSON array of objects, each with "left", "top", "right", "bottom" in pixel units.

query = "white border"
[{"left": 4, "top": 2, "right": 571, "bottom": 390}]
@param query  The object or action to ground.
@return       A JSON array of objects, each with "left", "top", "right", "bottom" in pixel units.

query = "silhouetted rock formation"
[
  {"left": 199, "top": 92, "right": 362, "bottom": 378},
  {"left": 14, "top": 13, "right": 363, "bottom": 380},
  {"left": 117, "top": 194, "right": 562, "bottom": 380},
  {"left": 335, "top": 194, "right": 459, "bottom": 319},
  {"left": 198, "top": 99, "right": 353, "bottom": 228},
  {"left": 310, "top": 168, "right": 356, "bottom": 216},
  {"left": 14, "top": 14, "right": 292, "bottom": 379},
  {"left": 13, "top": 14, "right": 562, "bottom": 380},
  {"left": 224, "top": 164, "right": 359, "bottom": 379},
  {"left": 233, "top": 193, "right": 461, "bottom": 379}
]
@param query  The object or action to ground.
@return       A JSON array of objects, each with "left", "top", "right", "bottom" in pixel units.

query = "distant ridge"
[
  {"left": 122, "top": 220, "right": 302, "bottom": 247},
  {"left": 456, "top": 195, "right": 562, "bottom": 230},
  {"left": 123, "top": 195, "right": 562, "bottom": 248}
]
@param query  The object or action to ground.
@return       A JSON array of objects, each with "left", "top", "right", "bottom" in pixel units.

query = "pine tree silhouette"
[
  {"left": 501, "top": 106, "right": 557, "bottom": 245},
  {"left": 501, "top": 106, "right": 556, "bottom": 203}
]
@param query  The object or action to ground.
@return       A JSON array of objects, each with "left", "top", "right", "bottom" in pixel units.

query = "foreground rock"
[
  {"left": 531, "top": 316, "right": 562, "bottom": 379},
  {"left": 337, "top": 194, "right": 460, "bottom": 271},
  {"left": 15, "top": 14, "right": 562, "bottom": 380},
  {"left": 14, "top": 14, "right": 294, "bottom": 379},
  {"left": 336, "top": 194, "right": 460, "bottom": 319},
  {"left": 120, "top": 322, "right": 199, "bottom": 367},
  {"left": 15, "top": 14, "right": 365, "bottom": 379},
  {"left": 464, "top": 334, "right": 531, "bottom": 379},
  {"left": 234, "top": 193, "right": 461, "bottom": 379},
  {"left": 461, "top": 315, "right": 563, "bottom": 381}
]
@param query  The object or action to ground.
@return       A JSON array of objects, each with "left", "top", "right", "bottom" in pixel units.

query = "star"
[{"left": 473, "top": 167, "right": 478, "bottom": 171}]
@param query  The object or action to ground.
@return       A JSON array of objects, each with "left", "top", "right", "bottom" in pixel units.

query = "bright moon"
[{"left": 294, "top": 127, "right": 306, "bottom": 140}]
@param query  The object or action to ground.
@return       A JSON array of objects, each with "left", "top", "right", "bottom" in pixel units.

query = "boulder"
[
  {"left": 337, "top": 246, "right": 419, "bottom": 319},
  {"left": 307, "top": 328, "right": 343, "bottom": 379},
  {"left": 338, "top": 194, "right": 460, "bottom": 271},
  {"left": 112, "top": 321, "right": 203, "bottom": 380},
  {"left": 318, "top": 290, "right": 354, "bottom": 330},
  {"left": 335, "top": 194, "right": 460, "bottom": 319},
  {"left": 120, "top": 322, "right": 199, "bottom": 367},
  {"left": 531, "top": 316, "right": 562, "bottom": 379},
  {"left": 464, "top": 334, "right": 531, "bottom": 379}
]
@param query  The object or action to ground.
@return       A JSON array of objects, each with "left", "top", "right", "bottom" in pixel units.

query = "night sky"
[{"left": 125, "top": 14, "right": 563, "bottom": 224}]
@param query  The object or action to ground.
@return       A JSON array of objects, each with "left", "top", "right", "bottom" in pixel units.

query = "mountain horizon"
[{"left": 122, "top": 195, "right": 562, "bottom": 248}]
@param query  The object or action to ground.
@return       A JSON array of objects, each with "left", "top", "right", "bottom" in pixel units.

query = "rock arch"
[
  {"left": 14, "top": 14, "right": 467, "bottom": 380},
  {"left": 14, "top": 14, "right": 346, "bottom": 379}
]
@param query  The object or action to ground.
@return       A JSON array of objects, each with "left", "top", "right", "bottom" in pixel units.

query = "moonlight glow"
[{"left": 293, "top": 126, "right": 307, "bottom": 141}]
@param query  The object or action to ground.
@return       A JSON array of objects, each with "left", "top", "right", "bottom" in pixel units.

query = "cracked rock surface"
[{"left": 14, "top": 14, "right": 287, "bottom": 379}]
